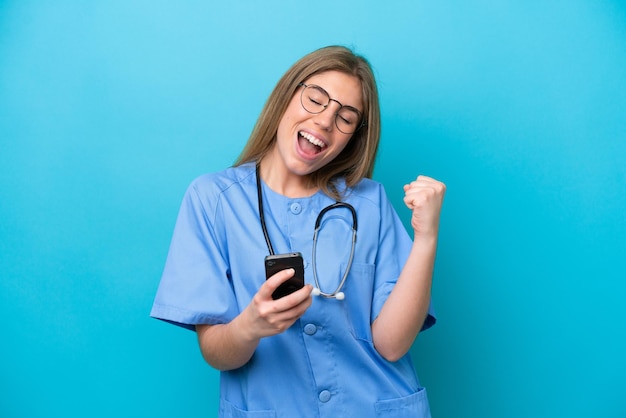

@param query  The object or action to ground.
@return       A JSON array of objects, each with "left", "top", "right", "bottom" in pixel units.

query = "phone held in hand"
[{"left": 264, "top": 252, "right": 305, "bottom": 300}]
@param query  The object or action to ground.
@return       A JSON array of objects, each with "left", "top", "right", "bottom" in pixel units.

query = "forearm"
[
  {"left": 195, "top": 274, "right": 313, "bottom": 371},
  {"left": 372, "top": 235, "right": 437, "bottom": 362},
  {"left": 196, "top": 314, "right": 260, "bottom": 371}
]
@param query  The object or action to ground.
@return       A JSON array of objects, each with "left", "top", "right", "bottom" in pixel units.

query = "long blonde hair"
[{"left": 235, "top": 45, "right": 381, "bottom": 200}]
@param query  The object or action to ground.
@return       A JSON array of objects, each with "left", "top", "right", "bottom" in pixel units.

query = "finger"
[
  {"left": 404, "top": 184, "right": 435, "bottom": 201},
  {"left": 414, "top": 174, "right": 441, "bottom": 184},
  {"left": 403, "top": 194, "right": 417, "bottom": 210},
  {"left": 262, "top": 268, "right": 296, "bottom": 299},
  {"left": 406, "top": 175, "right": 445, "bottom": 188},
  {"left": 405, "top": 191, "right": 443, "bottom": 210},
  {"left": 404, "top": 189, "right": 445, "bottom": 212},
  {"left": 405, "top": 182, "right": 446, "bottom": 200},
  {"left": 264, "top": 285, "right": 313, "bottom": 329},
  {"left": 274, "top": 284, "right": 314, "bottom": 310}
]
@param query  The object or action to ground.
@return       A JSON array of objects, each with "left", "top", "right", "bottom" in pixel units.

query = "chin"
[{"left": 288, "top": 162, "right": 316, "bottom": 177}]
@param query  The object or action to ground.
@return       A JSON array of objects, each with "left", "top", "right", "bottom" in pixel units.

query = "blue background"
[{"left": 1, "top": 1, "right": 625, "bottom": 417}]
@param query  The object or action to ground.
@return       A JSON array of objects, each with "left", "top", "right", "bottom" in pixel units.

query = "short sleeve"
[{"left": 150, "top": 180, "right": 239, "bottom": 330}]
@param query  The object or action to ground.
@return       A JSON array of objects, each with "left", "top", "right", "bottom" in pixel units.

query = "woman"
[{"left": 151, "top": 45, "right": 445, "bottom": 417}]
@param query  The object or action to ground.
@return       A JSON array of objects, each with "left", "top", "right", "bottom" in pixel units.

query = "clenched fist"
[{"left": 403, "top": 175, "right": 446, "bottom": 238}]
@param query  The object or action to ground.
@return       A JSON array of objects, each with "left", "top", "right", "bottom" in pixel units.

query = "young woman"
[{"left": 151, "top": 45, "right": 445, "bottom": 417}]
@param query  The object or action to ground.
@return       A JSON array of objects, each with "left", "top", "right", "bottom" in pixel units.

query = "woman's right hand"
[
  {"left": 196, "top": 269, "right": 312, "bottom": 371},
  {"left": 240, "top": 268, "right": 313, "bottom": 340}
]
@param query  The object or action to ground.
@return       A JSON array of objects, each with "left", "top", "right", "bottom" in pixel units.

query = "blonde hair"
[{"left": 234, "top": 45, "right": 381, "bottom": 200}]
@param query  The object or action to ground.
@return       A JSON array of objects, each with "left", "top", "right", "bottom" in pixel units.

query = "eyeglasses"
[{"left": 298, "top": 83, "right": 365, "bottom": 134}]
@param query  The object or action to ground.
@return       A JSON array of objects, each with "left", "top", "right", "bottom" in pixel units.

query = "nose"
[{"left": 313, "top": 102, "right": 340, "bottom": 131}]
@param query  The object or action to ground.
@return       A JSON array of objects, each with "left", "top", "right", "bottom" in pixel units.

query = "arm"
[
  {"left": 371, "top": 175, "right": 446, "bottom": 362},
  {"left": 196, "top": 269, "right": 313, "bottom": 371}
]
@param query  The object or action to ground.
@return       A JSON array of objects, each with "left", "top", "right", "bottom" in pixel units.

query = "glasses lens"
[
  {"left": 335, "top": 108, "right": 361, "bottom": 134},
  {"left": 301, "top": 85, "right": 329, "bottom": 114}
]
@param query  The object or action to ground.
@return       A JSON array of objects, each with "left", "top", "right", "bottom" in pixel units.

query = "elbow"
[
  {"left": 372, "top": 321, "right": 414, "bottom": 362},
  {"left": 211, "top": 362, "right": 238, "bottom": 372},
  {"left": 373, "top": 340, "right": 410, "bottom": 363},
  {"left": 380, "top": 350, "right": 407, "bottom": 363},
  {"left": 200, "top": 350, "right": 249, "bottom": 371},
  {"left": 201, "top": 353, "right": 229, "bottom": 371}
]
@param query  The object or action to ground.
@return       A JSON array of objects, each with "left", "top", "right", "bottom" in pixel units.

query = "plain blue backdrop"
[{"left": 1, "top": 1, "right": 625, "bottom": 417}]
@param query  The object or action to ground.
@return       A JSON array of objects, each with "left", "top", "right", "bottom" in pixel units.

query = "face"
[{"left": 267, "top": 70, "right": 363, "bottom": 182}]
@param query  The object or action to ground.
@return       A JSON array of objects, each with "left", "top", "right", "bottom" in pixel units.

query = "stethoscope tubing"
[
  {"left": 256, "top": 164, "right": 358, "bottom": 299},
  {"left": 311, "top": 225, "right": 357, "bottom": 298}
]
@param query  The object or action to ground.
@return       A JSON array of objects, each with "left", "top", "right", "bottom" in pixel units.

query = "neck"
[{"left": 258, "top": 158, "right": 318, "bottom": 198}]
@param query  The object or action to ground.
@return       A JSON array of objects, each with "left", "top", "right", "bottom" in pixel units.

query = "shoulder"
[
  {"left": 180, "top": 163, "right": 256, "bottom": 222},
  {"left": 344, "top": 177, "right": 390, "bottom": 207},
  {"left": 187, "top": 163, "right": 256, "bottom": 199}
]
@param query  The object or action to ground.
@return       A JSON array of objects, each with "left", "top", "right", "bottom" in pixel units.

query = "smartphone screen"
[{"left": 264, "top": 252, "right": 305, "bottom": 300}]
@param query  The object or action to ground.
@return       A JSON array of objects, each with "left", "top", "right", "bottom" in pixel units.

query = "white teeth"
[{"left": 300, "top": 131, "right": 325, "bottom": 148}]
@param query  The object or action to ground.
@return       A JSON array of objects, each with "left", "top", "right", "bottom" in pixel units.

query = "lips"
[{"left": 298, "top": 131, "right": 327, "bottom": 155}]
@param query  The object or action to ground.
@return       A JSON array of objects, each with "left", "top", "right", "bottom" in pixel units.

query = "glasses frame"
[{"left": 297, "top": 83, "right": 366, "bottom": 134}]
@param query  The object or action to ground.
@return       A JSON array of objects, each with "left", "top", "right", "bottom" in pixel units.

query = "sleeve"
[
  {"left": 371, "top": 185, "right": 437, "bottom": 332},
  {"left": 150, "top": 180, "right": 239, "bottom": 331}
]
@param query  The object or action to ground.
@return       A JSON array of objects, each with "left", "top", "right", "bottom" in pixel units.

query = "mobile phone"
[{"left": 264, "top": 252, "right": 305, "bottom": 300}]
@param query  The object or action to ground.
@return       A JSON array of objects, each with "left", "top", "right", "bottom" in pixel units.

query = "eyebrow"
[{"left": 305, "top": 83, "right": 363, "bottom": 114}]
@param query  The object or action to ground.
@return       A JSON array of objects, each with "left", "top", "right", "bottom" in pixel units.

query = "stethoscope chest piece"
[{"left": 312, "top": 287, "right": 345, "bottom": 300}]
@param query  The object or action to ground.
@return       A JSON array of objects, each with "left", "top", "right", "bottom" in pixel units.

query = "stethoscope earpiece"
[{"left": 312, "top": 287, "right": 321, "bottom": 296}]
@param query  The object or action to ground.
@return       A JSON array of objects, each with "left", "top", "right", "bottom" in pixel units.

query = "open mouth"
[{"left": 298, "top": 131, "right": 327, "bottom": 155}]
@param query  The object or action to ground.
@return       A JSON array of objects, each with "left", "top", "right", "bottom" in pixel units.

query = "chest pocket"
[
  {"left": 339, "top": 262, "right": 376, "bottom": 342},
  {"left": 375, "top": 388, "right": 431, "bottom": 417}
]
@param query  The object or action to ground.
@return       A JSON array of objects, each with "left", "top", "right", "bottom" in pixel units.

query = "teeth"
[{"left": 300, "top": 131, "right": 325, "bottom": 148}]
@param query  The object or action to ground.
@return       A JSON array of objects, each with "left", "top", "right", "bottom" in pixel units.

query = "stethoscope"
[{"left": 256, "top": 165, "right": 357, "bottom": 300}]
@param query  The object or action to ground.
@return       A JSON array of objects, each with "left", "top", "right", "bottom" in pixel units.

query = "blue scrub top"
[{"left": 151, "top": 163, "right": 436, "bottom": 417}]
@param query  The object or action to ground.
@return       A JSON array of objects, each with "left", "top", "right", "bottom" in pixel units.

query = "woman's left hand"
[{"left": 403, "top": 175, "right": 446, "bottom": 239}]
